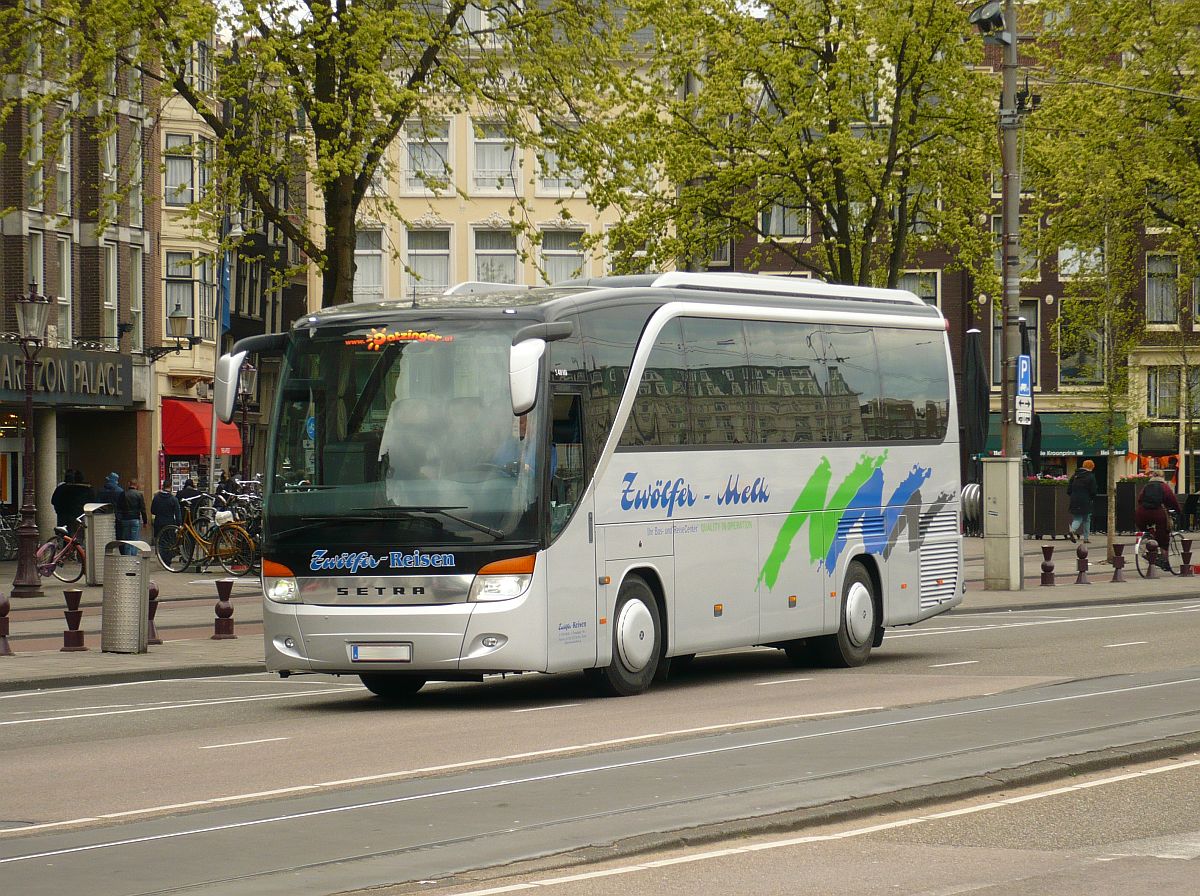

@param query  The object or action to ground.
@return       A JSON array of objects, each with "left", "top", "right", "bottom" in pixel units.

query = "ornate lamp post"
[
  {"left": 238, "top": 362, "right": 257, "bottom": 475},
  {"left": 11, "top": 282, "right": 51, "bottom": 598}
]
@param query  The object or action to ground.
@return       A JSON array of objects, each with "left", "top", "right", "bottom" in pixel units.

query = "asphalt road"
[{"left": 2, "top": 598, "right": 1199, "bottom": 894}]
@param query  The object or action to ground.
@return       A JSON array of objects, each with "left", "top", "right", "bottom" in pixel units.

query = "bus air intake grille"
[
  {"left": 919, "top": 542, "right": 960, "bottom": 609},
  {"left": 919, "top": 508, "right": 959, "bottom": 539},
  {"left": 836, "top": 515, "right": 885, "bottom": 542}
]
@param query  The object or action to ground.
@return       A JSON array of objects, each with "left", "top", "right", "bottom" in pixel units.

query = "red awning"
[{"left": 162, "top": 398, "right": 243, "bottom": 456}]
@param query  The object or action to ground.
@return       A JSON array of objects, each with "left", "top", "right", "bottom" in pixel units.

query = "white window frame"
[
  {"left": 199, "top": 257, "right": 215, "bottom": 341},
  {"left": 538, "top": 137, "right": 582, "bottom": 195},
  {"left": 102, "top": 243, "right": 118, "bottom": 350},
  {"left": 102, "top": 130, "right": 118, "bottom": 222},
  {"left": 473, "top": 228, "right": 519, "bottom": 284},
  {"left": 709, "top": 236, "right": 731, "bottom": 268},
  {"left": 1057, "top": 296, "right": 1106, "bottom": 389},
  {"left": 405, "top": 228, "right": 451, "bottom": 299},
  {"left": 1146, "top": 365, "right": 1179, "bottom": 419},
  {"left": 992, "top": 297, "right": 1039, "bottom": 388},
  {"left": 404, "top": 120, "right": 450, "bottom": 193},
  {"left": 56, "top": 236, "right": 71, "bottom": 346},
  {"left": 353, "top": 228, "right": 385, "bottom": 303},
  {"left": 1056, "top": 243, "right": 1103, "bottom": 280},
  {"left": 55, "top": 109, "right": 71, "bottom": 214},
  {"left": 129, "top": 121, "right": 143, "bottom": 228},
  {"left": 165, "top": 133, "right": 194, "bottom": 206},
  {"left": 760, "top": 201, "right": 810, "bottom": 240},
  {"left": 471, "top": 122, "right": 517, "bottom": 194},
  {"left": 898, "top": 270, "right": 939, "bottom": 307},
  {"left": 29, "top": 106, "right": 43, "bottom": 210},
  {"left": 1145, "top": 253, "right": 1179, "bottom": 326},
  {"left": 540, "top": 228, "right": 586, "bottom": 284},
  {"left": 129, "top": 245, "right": 143, "bottom": 351},
  {"left": 28, "top": 230, "right": 44, "bottom": 295},
  {"left": 165, "top": 250, "right": 195, "bottom": 341}
]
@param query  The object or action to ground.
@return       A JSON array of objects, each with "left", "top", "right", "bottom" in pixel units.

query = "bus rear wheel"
[
  {"left": 813, "top": 561, "right": 877, "bottom": 668},
  {"left": 596, "top": 575, "right": 661, "bottom": 697},
  {"left": 359, "top": 674, "right": 427, "bottom": 700}
]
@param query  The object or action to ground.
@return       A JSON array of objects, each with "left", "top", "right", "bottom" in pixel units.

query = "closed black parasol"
[{"left": 964, "top": 328, "right": 989, "bottom": 485}]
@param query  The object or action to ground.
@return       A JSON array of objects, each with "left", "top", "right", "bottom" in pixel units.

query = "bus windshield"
[{"left": 267, "top": 318, "right": 545, "bottom": 547}]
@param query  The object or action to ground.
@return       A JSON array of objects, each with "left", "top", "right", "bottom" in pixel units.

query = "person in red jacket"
[{"left": 1135, "top": 469, "right": 1181, "bottom": 570}]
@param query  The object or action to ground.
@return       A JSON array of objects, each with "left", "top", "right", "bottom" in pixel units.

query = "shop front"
[{"left": 160, "top": 397, "right": 242, "bottom": 491}]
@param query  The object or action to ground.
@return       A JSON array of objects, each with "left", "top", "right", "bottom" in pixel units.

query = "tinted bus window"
[
  {"left": 874, "top": 327, "right": 950, "bottom": 440},
  {"left": 622, "top": 318, "right": 685, "bottom": 447},
  {"left": 744, "top": 320, "right": 829, "bottom": 444},
  {"left": 580, "top": 304, "right": 655, "bottom": 458},
  {"left": 820, "top": 324, "right": 876, "bottom": 443},
  {"left": 682, "top": 317, "right": 754, "bottom": 446}
]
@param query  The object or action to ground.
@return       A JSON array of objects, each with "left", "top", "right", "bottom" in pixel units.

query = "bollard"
[
  {"left": 1145, "top": 538, "right": 1159, "bottom": 579},
  {"left": 61, "top": 589, "right": 87, "bottom": 652},
  {"left": 1111, "top": 543, "right": 1126, "bottom": 583},
  {"left": 147, "top": 581, "right": 163, "bottom": 646},
  {"left": 213, "top": 579, "right": 237, "bottom": 640},
  {"left": 0, "top": 592, "right": 12, "bottom": 657},
  {"left": 1180, "top": 539, "right": 1194, "bottom": 578},
  {"left": 1074, "top": 543, "right": 1090, "bottom": 585},
  {"left": 1040, "top": 544, "right": 1055, "bottom": 586}
]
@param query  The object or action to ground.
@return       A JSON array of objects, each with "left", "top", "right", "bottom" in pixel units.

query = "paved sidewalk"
[{"left": 0, "top": 536, "right": 1195, "bottom": 693}]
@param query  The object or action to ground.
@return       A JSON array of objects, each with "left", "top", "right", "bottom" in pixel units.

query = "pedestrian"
[
  {"left": 1066, "top": 459, "right": 1098, "bottom": 543},
  {"left": 95, "top": 471, "right": 124, "bottom": 512},
  {"left": 118, "top": 478, "right": 148, "bottom": 552},
  {"left": 175, "top": 478, "right": 204, "bottom": 521},
  {"left": 63, "top": 470, "right": 93, "bottom": 535},
  {"left": 151, "top": 480, "right": 182, "bottom": 540},
  {"left": 50, "top": 469, "right": 75, "bottom": 530},
  {"left": 1135, "top": 469, "right": 1181, "bottom": 571}
]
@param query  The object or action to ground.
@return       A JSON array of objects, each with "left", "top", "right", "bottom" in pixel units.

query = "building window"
[
  {"left": 29, "top": 106, "right": 43, "bottom": 210},
  {"left": 1146, "top": 254, "right": 1179, "bottom": 325},
  {"left": 101, "top": 130, "right": 117, "bottom": 223},
  {"left": 187, "top": 40, "right": 213, "bottom": 92},
  {"left": 129, "top": 246, "right": 143, "bottom": 351},
  {"left": 992, "top": 298, "right": 1038, "bottom": 386},
  {"left": 353, "top": 229, "right": 384, "bottom": 302},
  {"left": 474, "top": 229, "right": 518, "bottom": 283},
  {"left": 1057, "top": 243, "right": 1103, "bottom": 280},
  {"left": 1190, "top": 368, "right": 1200, "bottom": 418},
  {"left": 165, "top": 251, "right": 195, "bottom": 340},
  {"left": 129, "top": 122, "right": 143, "bottom": 228},
  {"left": 709, "top": 236, "right": 731, "bottom": 268},
  {"left": 1146, "top": 366, "right": 1179, "bottom": 418},
  {"left": 406, "top": 229, "right": 450, "bottom": 298},
  {"left": 1058, "top": 297, "right": 1105, "bottom": 387},
  {"left": 539, "top": 138, "right": 582, "bottom": 193},
  {"left": 165, "top": 134, "right": 193, "bottom": 206},
  {"left": 102, "top": 243, "right": 118, "bottom": 349},
  {"left": 405, "top": 121, "right": 450, "bottom": 192},
  {"left": 541, "top": 229, "right": 585, "bottom": 284},
  {"left": 472, "top": 122, "right": 516, "bottom": 192},
  {"left": 760, "top": 201, "right": 809, "bottom": 239},
  {"left": 55, "top": 111, "right": 71, "bottom": 214},
  {"left": 898, "top": 271, "right": 938, "bottom": 306},
  {"left": 199, "top": 258, "right": 215, "bottom": 340},
  {"left": 28, "top": 231, "right": 44, "bottom": 297},
  {"left": 56, "top": 236, "right": 71, "bottom": 346}
]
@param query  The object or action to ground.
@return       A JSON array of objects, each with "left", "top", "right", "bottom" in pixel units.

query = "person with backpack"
[
  {"left": 1066, "top": 459, "right": 1099, "bottom": 543},
  {"left": 1136, "top": 468, "right": 1181, "bottom": 570}
]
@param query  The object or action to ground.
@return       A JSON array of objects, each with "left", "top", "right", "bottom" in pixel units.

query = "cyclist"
[{"left": 1135, "top": 469, "right": 1181, "bottom": 571}]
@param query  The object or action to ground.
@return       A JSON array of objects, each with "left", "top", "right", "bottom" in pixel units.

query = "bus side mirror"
[
  {"left": 214, "top": 351, "right": 248, "bottom": 424},
  {"left": 510, "top": 338, "right": 546, "bottom": 415}
]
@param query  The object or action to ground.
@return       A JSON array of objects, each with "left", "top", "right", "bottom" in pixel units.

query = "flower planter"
[{"left": 1023, "top": 483, "right": 1070, "bottom": 538}]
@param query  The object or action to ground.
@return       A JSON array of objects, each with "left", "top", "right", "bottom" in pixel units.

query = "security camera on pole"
[{"left": 970, "top": 0, "right": 1026, "bottom": 590}]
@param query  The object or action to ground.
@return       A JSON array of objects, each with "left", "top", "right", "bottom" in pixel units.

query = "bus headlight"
[
  {"left": 468, "top": 554, "right": 535, "bottom": 602},
  {"left": 266, "top": 577, "right": 300, "bottom": 603}
]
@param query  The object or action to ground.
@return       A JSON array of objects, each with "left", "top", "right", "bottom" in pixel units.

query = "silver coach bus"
[{"left": 215, "top": 272, "right": 964, "bottom": 699}]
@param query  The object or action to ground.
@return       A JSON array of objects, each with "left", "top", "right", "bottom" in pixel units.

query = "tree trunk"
[{"left": 322, "top": 175, "right": 359, "bottom": 307}]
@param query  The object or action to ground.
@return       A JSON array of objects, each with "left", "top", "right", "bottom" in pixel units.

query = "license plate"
[{"left": 352, "top": 643, "right": 413, "bottom": 663}]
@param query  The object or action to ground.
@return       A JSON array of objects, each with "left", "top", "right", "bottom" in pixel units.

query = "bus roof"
[{"left": 292, "top": 272, "right": 939, "bottom": 331}]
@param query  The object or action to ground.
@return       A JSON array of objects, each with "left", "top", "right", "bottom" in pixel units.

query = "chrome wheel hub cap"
[
  {"left": 616, "top": 599, "right": 655, "bottom": 672},
  {"left": 845, "top": 581, "right": 874, "bottom": 647}
]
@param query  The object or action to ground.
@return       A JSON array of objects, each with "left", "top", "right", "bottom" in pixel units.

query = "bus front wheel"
[
  {"left": 596, "top": 576, "right": 661, "bottom": 697},
  {"left": 814, "top": 561, "right": 877, "bottom": 668},
  {"left": 359, "top": 674, "right": 427, "bottom": 700}
]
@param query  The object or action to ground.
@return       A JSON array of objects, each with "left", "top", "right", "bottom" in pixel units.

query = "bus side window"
[{"left": 550, "top": 392, "right": 583, "bottom": 536}]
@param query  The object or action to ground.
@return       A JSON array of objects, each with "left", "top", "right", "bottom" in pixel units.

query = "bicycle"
[
  {"left": 0, "top": 513, "right": 19, "bottom": 561},
  {"left": 1134, "top": 510, "right": 1188, "bottom": 577},
  {"left": 155, "top": 495, "right": 255, "bottom": 576},
  {"left": 35, "top": 513, "right": 87, "bottom": 583}
]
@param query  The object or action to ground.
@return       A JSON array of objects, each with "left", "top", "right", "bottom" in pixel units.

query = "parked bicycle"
[
  {"left": 1134, "top": 510, "right": 1188, "bottom": 577},
  {"left": 155, "top": 494, "right": 255, "bottom": 576},
  {"left": 0, "top": 512, "right": 19, "bottom": 562},
  {"left": 35, "top": 513, "right": 87, "bottom": 583}
]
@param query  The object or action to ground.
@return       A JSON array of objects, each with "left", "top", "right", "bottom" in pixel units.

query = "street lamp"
[
  {"left": 144, "top": 303, "right": 202, "bottom": 363},
  {"left": 238, "top": 362, "right": 257, "bottom": 475},
  {"left": 11, "top": 282, "right": 51, "bottom": 599}
]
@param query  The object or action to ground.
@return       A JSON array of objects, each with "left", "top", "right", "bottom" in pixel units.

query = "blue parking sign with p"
[{"left": 1016, "top": 354, "right": 1032, "bottom": 397}]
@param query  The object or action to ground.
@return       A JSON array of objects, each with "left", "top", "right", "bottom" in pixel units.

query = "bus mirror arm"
[
  {"left": 512, "top": 321, "right": 573, "bottom": 345},
  {"left": 510, "top": 338, "right": 546, "bottom": 415}
]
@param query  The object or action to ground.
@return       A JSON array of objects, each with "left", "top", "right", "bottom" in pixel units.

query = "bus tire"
[
  {"left": 814, "top": 561, "right": 876, "bottom": 668},
  {"left": 597, "top": 575, "right": 661, "bottom": 697},
  {"left": 781, "top": 640, "right": 813, "bottom": 667},
  {"left": 359, "top": 674, "right": 427, "bottom": 700}
]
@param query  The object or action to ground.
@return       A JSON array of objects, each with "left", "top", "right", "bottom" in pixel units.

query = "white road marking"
[
  {"left": 890, "top": 603, "right": 1200, "bottom": 639},
  {"left": 5, "top": 674, "right": 1200, "bottom": 850},
  {"left": 754, "top": 677, "right": 813, "bottom": 686},
  {"left": 439, "top": 759, "right": 1200, "bottom": 895},
  {"left": 929, "top": 661, "right": 979, "bottom": 668},
  {"left": 0, "top": 672, "right": 298, "bottom": 701},
  {"left": 1104, "top": 641, "right": 1149, "bottom": 648},
  {"left": 200, "top": 737, "right": 289, "bottom": 750},
  {"left": 511, "top": 704, "right": 581, "bottom": 714},
  {"left": 0, "top": 688, "right": 351, "bottom": 727}
]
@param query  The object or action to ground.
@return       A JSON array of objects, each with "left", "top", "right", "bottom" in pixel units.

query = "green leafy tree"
[
  {"left": 572, "top": 0, "right": 997, "bottom": 286},
  {"left": 2, "top": 0, "right": 633, "bottom": 307}
]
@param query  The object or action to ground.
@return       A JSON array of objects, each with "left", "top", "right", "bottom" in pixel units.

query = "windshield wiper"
[{"left": 345, "top": 505, "right": 505, "bottom": 539}]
